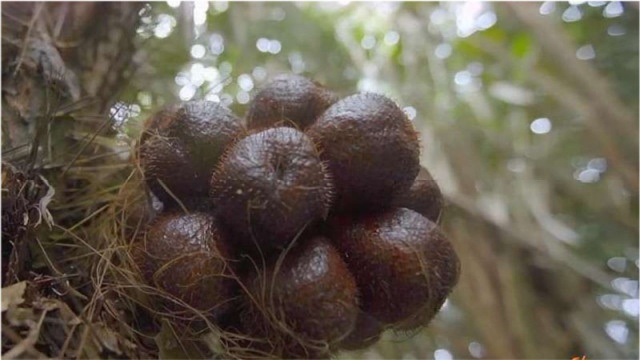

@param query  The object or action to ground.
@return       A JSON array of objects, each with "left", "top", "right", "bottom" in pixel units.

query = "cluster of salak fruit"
[{"left": 132, "top": 74, "right": 460, "bottom": 358}]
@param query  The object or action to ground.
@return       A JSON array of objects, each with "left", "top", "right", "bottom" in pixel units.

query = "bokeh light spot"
[
  {"left": 434, "top": 349, "right": 453, "bottom": 360},
  {"left": 587, "top": 157, "right": 607, "bottom": 173},
  {"left": 612, "top": 278, "right": 639, "bottom": 297},
  {"left": 468, "top": 342, "right": 486, "bottom": 358},
  {"left": 213, "top": 1, "right": 228, "bottom": 13},
  {"left": 607, "top": 257, "right": 627, "bottom": 273},
  {"left": 607, "top": 24, "right": 626, "bottom": 36},
  {"left": 454, "top": 70, "right": 473, "bottom": 86},
  {"left": 539, "top": 1, "right": 556, "bottom": 15},
  {"left": 237, "top": 74, "right": 254, "bottom": 92},
  {"left": 166, "top": 0, "right": 181, "bottom": 9},
  {"left": 574, "top": 168, "right": 600, "bottom": 183},
  {"left": 154, "top": 14, "right": 176, "bottom": 38},
  {"left": 562, "top": 5, "right": 582, "bottom": 22},
  {"left": 179, "top": 84, "right": 197, "bottom": 101},
  {"left": 361, "top": 34, "right": 377, "bottom": 50},
  {"left": 605, "top": 320, "right": 629, "bottom": 344},
  {"left": 252, "top": 66, "right": 268, "bottom": 82},
  {"left": 209, "top": 33, "right": 225, "bottom": 55},
  {"left": 530, "top": 117, "right": 552, "bottom": 134},
  {"left": 193, "top": 0, "right": 208, "bottom": 26},
  {"left": 384, "top": 31, "right": 400, "bottom": 45},
  {"left": 435, "top": 43, "right": 452, "bottom": 59},
  {"left": 476, "top": 11, "right": 496, "bottom": 30},
  {"left": 598, "top": 294, "right": 623, "bottom": 310},
  {"left": 256, "top": 38, "right": 270, "bottom": 52},
  {"left": 403, "top": 106, "right": 417, "bottom": 121},
  {"left": 603, "top": 1, "right": 624, "bottom": 18},
  {"left": 288, "top": 52, "right": 306, "bottom": 74},
  {"left": 268, "top": 39, "right": 282, "bottom": 54},
  {"left": 236, "top": 91, "right": 250, "bottom": 104},
  {"left": 190, "top": 44, "right": 206, "bottom": 59},
  {"left": 622, "top": 299, "right": 639, "bottom": 317},
  {"left": 576, "top": 44, "right": 596, "bottom": 60}
]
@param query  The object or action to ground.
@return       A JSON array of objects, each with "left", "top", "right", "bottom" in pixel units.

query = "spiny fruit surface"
[
  {"left": 210, "top": 127, "right": 333, "bottom": 251},
  {"left": 246, "top": 74, "right": 337, "bottom": 130},
  {"left": 139, "top": 100, "right": 244, "bottom": 204},
  {"left": 241, "top": 236, "right": 359, "bottom": 356},
  {"left": 392, "top": 166, "right": 444, "bottom": 222},
  {"left": 306, "top": 92, "right": 420, "bottom": 212},
  {"left": 331, "top": 208, "right": 460, "bottom": 326},
  {"left": 132, "top": 212, "right": 237, "bottom": 321}
]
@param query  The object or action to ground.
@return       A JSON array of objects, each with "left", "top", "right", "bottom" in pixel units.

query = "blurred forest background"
[{"left": 2, "top": 2, "right": 638, "bottom": 359}]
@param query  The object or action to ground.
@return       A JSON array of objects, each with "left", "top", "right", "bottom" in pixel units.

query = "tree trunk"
[
  {"left": 2, "top": 0, "right": 141, "bottom": 280},
  {"left": 2, "top": 3, "right": 144, "bottom": 358}
]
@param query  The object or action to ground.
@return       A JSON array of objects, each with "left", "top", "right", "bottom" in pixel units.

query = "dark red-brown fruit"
[
  {"left": 393, "top": 298, "right": 447, "bottom": 332},
  {"left": 330, "top": 208, "right": 460, "bottom": 326},
  {"left": 140, "top": 105, "right": 179, "bottom": 144},
  {"left": 240, "top": 236, "right": 359, "bottom": 357},
  {"left": 132, "top": 212, "right": 237, "bottom": 322},
  {"left": 246, "top": 74, "right": 338, "bottom": 130},
  {"left": 139, "top": 136, "right": 204, "bottom": 204},
  {"left": 139, "top": 101, "right": 244, "bottom": 204},
  {"left": 306, "top": 92, "right": 420, "bottom": 212},
  {"left": 392, "top": 166, "right": 444, "bottom": 223},
  {"left": 166, "top": 101, "right": 244, "bottom": 174},
  {"left": 210, "top": 127, "right": 333, "bottom": 251},
  {"left": 338, "top": 312, "right": 383, "bottom": 351}
]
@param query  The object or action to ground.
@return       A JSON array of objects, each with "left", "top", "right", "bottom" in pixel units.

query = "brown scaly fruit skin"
[
  {"left": 139, "top": 136, "right": 203, "bottom": 204},
  {"left": 306, "top": 92, "right": 420, "bottom": 212},
  {"left": 139, "top": 100, "right": 244, "bottom": 205},
  {"left": 132, "top": 212, "right": 237, "bottom": 323},
  {"left": 210, "top": 127, "right": 333, "bottom": 252},
  {"left": 240, "top": 236, "right": 359, "bottom": 358},
  {"left": 330, "top": 208, "right": 460, "bottom": 327},
  {"left": 140, "top": 105, "right": 179, "bottom": 144},
  {"left": 338, "top": 312, "right": 383, "bottom": 351},
  {"left": 392, "top": 166, "right": 444, "bottom": 223},
  {"left": 246, "top": 74, "right": 338, "bottom": 131},
  {"left": 168, "top": 101, "right": 245, "bottom": 175}
]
